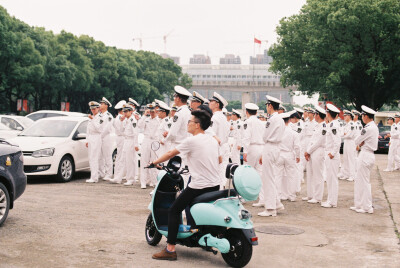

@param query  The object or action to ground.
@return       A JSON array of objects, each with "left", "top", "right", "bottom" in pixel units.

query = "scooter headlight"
[{"left": 239, "top": 209, "right": 251, "bottom": 220}]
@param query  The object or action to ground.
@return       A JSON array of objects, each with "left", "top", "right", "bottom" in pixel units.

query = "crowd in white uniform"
[{"left": 85, "top": 85, "right": 387, "bottom": 217}]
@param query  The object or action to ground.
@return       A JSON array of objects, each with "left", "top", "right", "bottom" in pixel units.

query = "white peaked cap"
[
  {"left": 361, "top": 105, "right": 377, "bottom": 115},
  {"left": 245, "top": 103, "right": 259, "bottom": 111},
  {"left": 315, "top": 106, "right": 326, "bottom": 115},
  {"left": 210, "top": 92, "right": 228, "bottom": 107},
  {"left": 174, "top": 85, "right": 192, "bottom": 97},
  {"left": 266, "top": 95, "right": 282, "bottom": 105},
  {"left": 128, "top": 98, "right": 139, "bottom": 107},
  {"left": 100, "top": 97, "right": 112, "bottom": 107},
  {"left": 114, "top": 100, "right": 126, "bottom": 110},
  {"left": 294, "top": 107, "right": 304, "bottom": 114},
  {"left": 326, "top": 103, "right": 340, "bottom": 113},
  {"left": 232, "top": 109, "right": 242, "bottom": 117}
]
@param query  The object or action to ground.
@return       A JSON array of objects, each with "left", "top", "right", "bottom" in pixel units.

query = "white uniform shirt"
[
  {"left": 99, "top": 111, "right": 114, "bottom": 138},
  {"left": 87, "top": 114, "right": 103, "bottom": 136},
  {"left": 355, "top": 121, "right": 378, "bottom": 152},
  {"left": 232, "top": 120, "right": 243, "bottom": 147},
  {"left": 138, "top": 116, "right": 160, "bottom": 140},
  {"left": 157, "top": 117, "right": 171, "bottom": 142},
  {"left": 389, "top": 123, "right": 400, "bottom": 140},
  {"left": 306, "top": 122, "right": 327, "bottom": 154},
  {"left": 342, "top": 121, "right": 356, "bottom": 140},
  {"left": 304, "top": 120, "right": 317, "bottom": 138},
  {"left": 113, "top": 114, "right": 125, "bottom": 136},
  {"left": 325, "top": 119, "right": 342, "bottom": 157},
  {"left": 242, "top": 115, "right": 264, "bottom": 153},
  {"left": 263, "top": 112, "right": 285, "bottom": 144},
  {"left": 353, "top": 120, "right": 363, "bottom": 139},
  {"left": 176, "top": 133, "right": 220, "bottom": 189},
  {"left": 165, "top": 105, "right": 191, "bottom": 144},
  {"left": 279, "top": 125, "right": 300, "bottom": 158},
  {"left": 123, "top": 116, "right": 139, "bottom": 146},
  {"left": 209, "top": 111, "right": 230, "bottom": 145}
]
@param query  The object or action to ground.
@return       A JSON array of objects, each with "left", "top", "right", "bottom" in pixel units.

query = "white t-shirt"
[{"left": 176, "top": 133, "right": 220, "bottom": 189}]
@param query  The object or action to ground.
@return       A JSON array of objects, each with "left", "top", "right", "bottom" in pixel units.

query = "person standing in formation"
[
  {"left": 384, "top": 114, "right": 400, "bottom": 172},
  {"left": 156, "top": 102, "right": 172, "bottom": 159},
  {"left": 303, "top": 106, "right": 327, "bottom": 203},
  {"left": 258, "top": 96, "right": 285, "bottom": 217},
  {"left": 120, "top": 104, "right": 139, "bottom": 186},
  {"left": 351, "top": 105, "right": 379, "bottom": 214},
  {"left": 275, "top": 111, "right": 300, "bottom": 202},
  {"left": 302, "top": 108, "right": 317, "bottom": 197},
  {"left": 86, "top": 101, "right": 103, "bottom": 183},
  {"left": 339, "top": 110, "right": 357, "bottom": 181},
  {"left": 110, "top": 100, "right": 127, "bottom": 184},
  {"left": 98, "top": 97, "right": 114, "bottom": 181},
  {"left": 208, "top": 92, "right": 230, "bottom": 189},
  {"left": 138, "top": 103, "right": 160, "bottom": 188},
  {"left": 189, "top": 91, "right": 207, "bottom": 111},
  {"left": 322, "top": 104, "right": 341, "bottom": 208},
  {"left": 230, "top": 109, "right": 243, "bottom": 165},
  {"left": 242, "top": 103, "right": 265, "bottom": 208}
]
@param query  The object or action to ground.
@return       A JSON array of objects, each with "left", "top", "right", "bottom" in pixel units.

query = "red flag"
[{"left": 254, "top": 37, "right": 261, "bottom": 44}]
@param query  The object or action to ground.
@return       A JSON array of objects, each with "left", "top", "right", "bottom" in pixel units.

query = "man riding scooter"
[{"left": 149, "top": 110, "right": 220, "bottom": 261}]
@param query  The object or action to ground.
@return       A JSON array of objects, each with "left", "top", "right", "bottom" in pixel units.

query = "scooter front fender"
[{"left": 190, "top": 198, "right": 253, "bottom": 229}]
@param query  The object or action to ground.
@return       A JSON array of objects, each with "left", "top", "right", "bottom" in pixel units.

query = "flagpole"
[{"left": 253, "top": 35, "right": 255, "bottom": 82}]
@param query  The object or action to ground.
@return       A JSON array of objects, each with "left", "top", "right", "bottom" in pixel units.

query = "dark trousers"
[{"left": 167, "top": 185, "right": 219, "bottom": 245}]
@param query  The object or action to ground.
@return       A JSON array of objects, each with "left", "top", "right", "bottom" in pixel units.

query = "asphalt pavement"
[{"left": 0, "top": 154, "right": 399, "bottom": 268}]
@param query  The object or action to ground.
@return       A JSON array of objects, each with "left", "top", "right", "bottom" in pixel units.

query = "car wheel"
[
  {"left": 0, "top": 182, "right": 10, "bottom": 226},
  {"left": 56, "top": 155, "right": 75, "bottom": 183}
]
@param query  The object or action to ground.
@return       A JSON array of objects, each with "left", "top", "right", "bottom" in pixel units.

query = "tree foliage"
[
  {"left": 269, "top": 0, "right": 400, "bottom": 110},
  {"left": 0, "top": 6, "right": 191, "bottom": 113}
]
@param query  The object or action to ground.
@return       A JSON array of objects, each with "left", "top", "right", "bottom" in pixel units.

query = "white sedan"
[{"left": 9, "top": 117, "right": 116, "bottom": 182}]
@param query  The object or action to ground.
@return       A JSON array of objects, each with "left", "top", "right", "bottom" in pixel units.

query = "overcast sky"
[
  {"left": 0, "top": 0, "right": 318, "bottom": 105},
  {"left": 0, "top": 0, "right": 307, "bottom": 65}
]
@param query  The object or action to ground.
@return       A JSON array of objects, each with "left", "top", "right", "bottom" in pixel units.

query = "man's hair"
[
  {"left": 177, "top": 94, "right": 189, "bottom": 103},
  {"left": 317, "top": 112, "right": 326, "bottom": 120},
  {"left": 217, "top": 101, "right": 223, "bottom": 109},
  {"left": 364, "top": 113, "right": 374, "bottom": 120},
  {"left": 290, "top": 112, "right": 301, "bottom": 120},
  {"left": 268, "top": 102, "right": 280, "bottom": 111},
  {"left": 283, "top": 117, "right": 290, "bottom": 123},
  {"left": 192, "top": 110, "right": 212, "bottom": 130},
  {"left": 198, "top": 104, "right": 213, "bottom": 117},
  {"left": 246, "top": 109, "right": 257, "bottom": 116},
  {"left": 328, "top": 111, "right": 339, "bottom": 119}
]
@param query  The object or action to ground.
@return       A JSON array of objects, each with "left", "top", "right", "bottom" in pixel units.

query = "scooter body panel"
[{"left": 190, "top": 198, "right": 253, "bottom": 229}]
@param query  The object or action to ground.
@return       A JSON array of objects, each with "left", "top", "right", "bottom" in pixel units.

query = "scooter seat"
[
  {"left": 158, "top": 224, "right": 192, "bottom": 233},
  {"left": 191, "top": 189, "right": 237, "bottom": 206}
]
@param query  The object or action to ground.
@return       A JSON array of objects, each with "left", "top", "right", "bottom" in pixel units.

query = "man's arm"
[{"left": 152, "top": 149, "right": 180, "bottom": 165}]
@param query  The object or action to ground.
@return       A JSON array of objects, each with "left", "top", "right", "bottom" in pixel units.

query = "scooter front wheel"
[
  {"left": 222, "top": 229, "right": 253, "bottom": 267},
  {"left": 145, "top": 213, "right": 162, "bottom": 246}
]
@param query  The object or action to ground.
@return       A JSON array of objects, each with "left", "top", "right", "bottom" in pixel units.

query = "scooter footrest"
[{"left": 158, "top": 224, "right": 192, "bottom": 233}]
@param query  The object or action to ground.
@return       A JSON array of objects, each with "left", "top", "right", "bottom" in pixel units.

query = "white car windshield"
[{"left": 19, "top": 120, "right": 77, "bottom": 137}]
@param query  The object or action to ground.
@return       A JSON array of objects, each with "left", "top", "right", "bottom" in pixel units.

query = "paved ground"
[{"left": 1, "top": 154, "right": 399, "bottom": 268}]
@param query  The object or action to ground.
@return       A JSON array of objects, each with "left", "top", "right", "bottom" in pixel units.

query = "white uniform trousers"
[
  {"left": 88, "top": 134, "right": 102, "bottom": 181},
  {"left": 231, "top": 142, "right": 241, "bottom": 165},
  {"left": 354, "top": 151, "right": 374, "bottom": 211},
  {"left": 261, "top": 143, "right": 282, "bottom": 210},
  {"left": 245, "top": 144, "right": 263, "bottom": 201},
  {"left": 112, "top": 135, "right": 126, "bottom": 182},
  {"left": 140, "top": 138, "right": 157, "bottom": 187},
  {"left": 219, "top": 143, "right": 230, "bottom": 189},
  {"left": 342, "top": 139, "right": 356, "bottom": 179},
  {"left": 98, "top": 134, "right": 114, "bottom": 179},
  {"left": 123, "top": 138, "right": 137, "bottom": 183},
  {"left": 309, "top": 148, "right": 325, "bottom": 201},
  {"left": 387, "top": 139, "right": 399, "bottom": 170},
  {"left": 300, "top": 137, "right": 310, "bottom": 172},
  {"left": 325, "top": 154, "right": 340, "bottom": 206},
  {"left": 275, "top": 151, "right": 297, "bottom": 200}
]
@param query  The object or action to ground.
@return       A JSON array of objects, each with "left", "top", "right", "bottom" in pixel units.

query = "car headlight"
[{"left": 32, "top": 148, "right": 55, "bottom": 158}]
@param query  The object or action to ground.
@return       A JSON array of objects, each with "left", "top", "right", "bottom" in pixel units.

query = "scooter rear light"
[{"left": 251, "top": 237, "right": 258, "bottom": 242}]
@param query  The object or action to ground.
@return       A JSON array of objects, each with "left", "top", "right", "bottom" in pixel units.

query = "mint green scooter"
[{"left": 145, "top": 156, "right": 261, "bottom": 267}]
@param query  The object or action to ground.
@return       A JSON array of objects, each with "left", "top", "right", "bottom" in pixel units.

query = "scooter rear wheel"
[
  {"left": 222, "top": 229, "right": 253, "bottom": 267},
  {"left": 145, "top": 213, "right": 162, "bottom": 246}
]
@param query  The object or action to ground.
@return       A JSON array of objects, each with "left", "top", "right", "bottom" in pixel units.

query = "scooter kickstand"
[{"left": 204, "top": 237, "right": 218, "bottom": 255}]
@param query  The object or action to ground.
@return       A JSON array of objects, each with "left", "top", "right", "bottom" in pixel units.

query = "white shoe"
[
  {"left": 124, "top": 181, "right": 134, "bottom": 186},
  {"left": 103, "top": 176, "right": 112, "bottom": 181},
  {"left": 258, "top": 210, "right": 277, "bottom": 217},
  {"left": 276, "top": 204, "right": 285, "bottom": 211},
  {"left": 252, "top": 202, "right": 264, "bottom": 207},
  {"left": 338, "top": 177, "right": 347, "bottom": 180},
  {"left": 349, "top": 206, "right": 358, "bottom": 211},
  {"left": 356, "top": 208, "right": 373, "bottom": 214},
  {"left": 307, "top": 199, "right": 320, "bottom": 204},
  {"left": 347, "top": 177, "right": 354, "bottom": 182},
  {"left": 383, "top": 169, "right": 393, "bottom": 172},
  {"left": 109, "top": 179, "right": 122, "bottom": 184},
  {"left": 86, "top": 179, "right": 97, "bottom": 183},
  {"left": 302, "top": 197, "right": 311, "bottom": 201},
  {"left": 321, "top": 202, "right": 336, "bottom": 208},
  {"left": 141, "top": 185, "right": 147, "bottom": 189},
  {"left": 288, "top": 198, "right": 296, "bottom": 202}
]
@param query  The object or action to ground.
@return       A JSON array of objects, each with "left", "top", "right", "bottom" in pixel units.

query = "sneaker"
[
  {"left": 307, "top": 199, "right": 320, "bottom": 204},
  {"left": 321, "top": 202, "right": 337, "bottom": 208},
  {"left": 302, "top": 197, "right": 311, "bottom": 201},
  {"left": 347, "top": 178, "right": 354, "bottom": 182},
  {"left": 124, "top": 181, "right": 134, "bottom": 186},
  {"left": 356, "top": 208, "right": 374, "bottom": 214},
  {"left": 152, "top": 248, "right": 177, "bottom": 261},
  {"left": 86, "top": 179, "right": 97, "bottom": 183},
  {"left": 252, "top": 202, "right": 264, "bottom": 207},
  {"left": 258, "top": 210, "right": 277, "bottom": 217},
  {"left": 109, "top": 178, "right": 122, "bottom": 184}
]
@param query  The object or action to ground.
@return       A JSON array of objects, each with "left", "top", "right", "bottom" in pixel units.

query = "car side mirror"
[{"left": 75, "top": 133, "right": 87, "bottom": 140}]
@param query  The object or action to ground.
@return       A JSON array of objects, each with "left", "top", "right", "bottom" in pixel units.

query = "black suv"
[{"left": 0, "top": 139, "right": 26, "bottom": 226}]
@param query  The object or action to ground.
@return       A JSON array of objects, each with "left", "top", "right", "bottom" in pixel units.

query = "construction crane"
[
  {"left": 163, "top": 29, "right": 174, "bottom": 54},
  {"left": 133, "top": 29, "right": 175, "bottom": 52}
]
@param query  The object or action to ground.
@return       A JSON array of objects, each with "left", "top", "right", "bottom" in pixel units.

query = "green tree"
[
  {"left": 227, "top": 100, "right": 242, "bottom": 111},
  {"left": 269, "top": 0, "right": 400, "bottom": 110}
]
